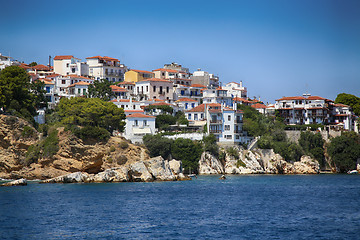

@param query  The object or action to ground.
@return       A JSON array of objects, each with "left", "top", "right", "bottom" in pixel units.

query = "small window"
[
  {"left": 153, "top": 86, "right": 156, "bottom": 92},
  {"left": 61, "top": 80, "right": 66, "bottom": 84},
  {"left": 225, "top": 125, "right": 230, "bottom": 130},
  {"left": 135, "top": 120, "right": 138, "bottom": 126},
  {"left": 146, "top": 86, "right": 148, "bottom": 92},
  {"left": 228, "top": 115, "right": 231, "bottom": 121},
  {"left": 144, "top": 120, "right": 147, "bottom": 126},
  {"left": 72, "top": 68, "right": 75, "bottom": 73},
  {"left": 188, "top": 114, "right": 191, "bottom": 120},
  {"left": 166, "top": 86, "right": 169, "bottom": 93},
  {"left": 66, "top": 63, "right": 69, "bottom": 67}
]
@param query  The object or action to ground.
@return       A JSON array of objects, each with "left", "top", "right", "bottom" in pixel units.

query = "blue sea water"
[{"left": 1, "top": 175, "right": 360, "bottom": 239}]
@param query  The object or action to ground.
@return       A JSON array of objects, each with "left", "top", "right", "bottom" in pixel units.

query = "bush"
[
  {"left": 226, "top": 147, "right": 239, "bottom": 160},
  {"left": 73, "top": 126, "right": 110, "bottom": 141},
  {"left": 155, "top": 114, "right": 177, "bottom": 130},
  {"left": 22, "top": 126, "right": 36, "bottom": 138},
  {"left": 203, "top": 134, "right": 219, "bottom": 157},
  {"left": 236, "top": 159, "right": 246, "bottom": 168},
  {"left": 117, "top": 155, "right": 128, "bottom": 165},
  {"left": 172, "top": 138, "right": 202, "bottom": 173},
  {"left": 110, "top": 146, "right": 116, "bottom": 152},
  {"left": 143, "top": 134, "right": 173, "bottom": 159},
  {"left": 119, "top": 141, "right": 129, "bottom": 149}
]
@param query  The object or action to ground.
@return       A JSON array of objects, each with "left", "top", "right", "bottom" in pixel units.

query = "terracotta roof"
[
  {"left": 86, "top": 56, "right": 119, "bottom": 62},
  {"left": 334, "top": 114, "right": 349, "bottom": 117},
  {"left": 172, "top": 78, "right": 192, "bottom": 81},
  {"left": 176, "top": 98, "right": 197, "bottom": 102},
  {"left": 127, "top": 113, "right": 155, "bottom": 118},
  {"left": 68, "top": 81, "right": 90, "bottom": 87},
  {"left": 153, "top": 68, "right": 178, "bottom": 73},
  {"left": 276, "top": 96, "right": 306, "bottom": 101},
  {"left": 216, "top": 87, "right": 227, "bottom": 91},
  {"left": 191, "top": 84, "right": 207, "bottom": 88},
  {"left": 67, "top": 75, "right": 93, "bottom": 80},
  {"left": 54, "top": 55, "right": 74, "bottom": 60},
  {"left": 154, "top": 99, "right": 166, "bottom": 102},
  {"left": 130, "top": 69, "right": 153, "bottom": 74},
  {"left": 124, "top": 110, "right": 144, "bottom": 113},
  {"left": 307, "top": 96, "right": 327, "bottom": 100},
  {"left": 138, "top": 78, "right": 172, "bottom": 83},
  {"left": 37, "top": 78, "right": 54, "bottom": 85},
  {"left": 333, "top": 103, "right": 349, "bottom": 108},
  {"left": 110, "top": 85, "right": 127, "bottom": 92},
  {"left": 150, "top": 102, "right": 172, "bottom": 106},
  {"left": 32, "top": 64, "right": 51, "bottom": 71},
  {"left": 251, "top": 103, "right": 267, "bottom": 109},
  {"left": 118, "top": 81, "right": 135, "bottom": 85},
  {"left": 186, "top": 103, "right": 221, "bottom": 113},
  {"left": 47, "top": 73, "right": 61, "bottom": 78}
]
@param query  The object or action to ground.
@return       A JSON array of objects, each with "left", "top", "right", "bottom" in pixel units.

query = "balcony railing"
[
  {"left": 209, "top": 130, "right": 221, "bottom": 134},
  {"left": 210, "top": 120, "right": 222, "bottom": 124}
]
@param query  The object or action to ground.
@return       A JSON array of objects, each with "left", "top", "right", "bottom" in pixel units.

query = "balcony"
[
  {"left": 234, "top": 129, "right": 242, "bottom": 133},
  {"left": 235, "top": 119, "right": 243, "bottom": 124},
  {"left": 210, "top": 120, "right": 222, "bottom": 124}
]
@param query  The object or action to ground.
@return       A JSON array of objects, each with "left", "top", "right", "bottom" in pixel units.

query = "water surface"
[{"left": 1, "top": 175, "right": 359, "bottom": 239}]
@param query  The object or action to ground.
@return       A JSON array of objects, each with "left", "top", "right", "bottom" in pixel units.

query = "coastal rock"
[
  {"left": 40, "top": 172, "right": 94, "bottom": 183},
  {"left": 199, "top": 152, "right": 224, "bottom": 174},
  {"left": 128, "top": 161, "right": 153, "bottom": 182},
  {"left": 93, "top": 167, "right": 129, "bottom": 182},
  {"left": 1, "top": 178, "right": 27, "bottom": 187},
  {"left": 145, "top": 156, "right": 176, "bottom": 181},
  {"left": 169, "top": 159, "right": 182, "bottom": 175},
  {"left": 293, "top": 155, "right": 320, "bottom": 174}
]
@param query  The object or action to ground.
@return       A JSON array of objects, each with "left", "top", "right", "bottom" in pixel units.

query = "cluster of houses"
[{"left": 1, "top": 53, "right": 358, "bottom": 144}]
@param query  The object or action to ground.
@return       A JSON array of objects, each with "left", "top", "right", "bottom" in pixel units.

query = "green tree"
[
  {"left": 0, "top": 66, "right": 34, "bottom": 113},
  {"left": 143, "top": 134, "right": 173, "bottom": 159},
  {"left": 328, "top": 132, "right": 360, "bottom": 173},
  {"left": 299, "top": 131, "right": 324, "bottom": 163},
  {"left": 172, "top": 138, "right": 202, "bottom": 173},
  {"left": 29, "top": 62, "right": 38, "bottom": 67},
  {"left": 335, "top": 93, "right": 360, "bottom": 116},
  {"left": 155, "top": 114, "right": 177, "bottom": 130},
  {"left": 87, "top": 79, "right": 115, "bottom": 101},
  {"left": 203, "top": 134, "right": 219, "bottom": 157},
  {"left": 57, "top": 97, "right": 126, "bottom": 135},
  {"left": 30, "top": 80, "right": 47, "bottom": 109}
]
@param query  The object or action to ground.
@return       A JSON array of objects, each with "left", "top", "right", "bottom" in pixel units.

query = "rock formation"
[
  {"left": 1, "top": 178, "right": 27, "bottom": 186},
  {"left": 199, "top": 147, "right": 320, "bottom": 175}
]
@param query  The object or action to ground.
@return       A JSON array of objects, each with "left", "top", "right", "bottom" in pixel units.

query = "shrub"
[
  {"left": 172, "top": 138, "right": 202, "bottom": 173},
  {"left": 236, "top": 159, "right": 246, "bottom": 168},
  {"left": 110, "top": 146, "right": 116, "bottom": 152},
  {"left": 119, "top": 141, "right": 129, "bottom": 149},
  {"left": 73, "top": 126, "right": 110, "bottom": 141},
  {"left": 117, "top": 155, "right": 128, "bottom": 165},
  {"left": 143, "top": 134, "right": 173, "bottom": 159},
  {"left": 203, "top": 134, "right": 219, "bottom": 157},
  {"left": 22, "top": 126, "right": 35, "bottom": 138},
  {"left": 226, "top": 147, "right": 239, "bottom": 160}
]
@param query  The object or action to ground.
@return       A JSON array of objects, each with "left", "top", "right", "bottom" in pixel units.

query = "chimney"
[
  {"left": 240, "top": 80, "right": 243, "bottom": 88},
  {"left": 49, "top": 55, "right": 51, "bottom": 67}
]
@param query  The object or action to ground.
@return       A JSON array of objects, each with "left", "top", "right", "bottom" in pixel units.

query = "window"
[
  {"left": 78, "top": 89, "right": 81, "bottom": 94},
  {"left": 146, "top": 86, "right": 148, "bottom": 92},
  {"left": 185, "top": 103, "right": 188, "bottom": 109},
  {"left": 83, "top": 89, "right": 86, "bottom": 95},
  {"left": 62, "top": 80, "right": 66, "bottom": 84},
  {"left": 225, "top": 125, "right": 230, "bottom": 130},
  {"left": 228, "top": 115, "right": 231, "bottom": 121},
  {"left": 66, "top": 63, "right": 69, "bottom": 67},
  {"left": 121, "top": 105, "right": 124, "bottom": 109},
  {"left": 46, "top": 87, "right": 50, "bottom": 93},
  {"left": 153, "top": 86, "right": 156, "bottom": 92},
  {"left": 137, "top": 87, "right": 139, "bottom": 93},
  {"left": 188, "top": 114, "right": 191, "bottom": 120},
  {"left": 191, "top": 103, "right": 195, "bottom": 108},
  {"left": 141, "top": 86, "right": 144, "bottom": 93},
  {"left": 236, "top": 135, "right": 240, "bottom": 139},
  {"left": 143, "top": 120, "right": 147, "bottom": 126},
  {"left": 135, "top": 120, "right": 138, "bottom": 126},
  {"left": 201, "top": 114, "right": 204, "bottom": 119},
  {"left": 72, "top": 68, "right": 75, "bottom": 73},
  {"left": 194, "top": 114, "right": 198, "bottom": 120},
  {"left": 166, "top": 86, "right": 169, "bottom": 93},
  {"left": 225, "top": 135, "right": 232, "bottom": 139}
]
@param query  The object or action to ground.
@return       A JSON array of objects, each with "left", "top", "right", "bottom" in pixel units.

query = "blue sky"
[{"left": 1, "top": 0, "right": 359, "bottom": 103}]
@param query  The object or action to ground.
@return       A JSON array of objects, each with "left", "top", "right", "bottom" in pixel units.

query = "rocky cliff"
[
  {"left": 199, "top": 147, "right": 320, "bottom": 175},
  {"left": 0, "top": 114, "right": 188, "bottom": 182}
]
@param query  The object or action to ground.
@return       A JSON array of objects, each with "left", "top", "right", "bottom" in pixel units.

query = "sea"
[{"left": 1, "top": 174, "right": 359, "bottom": 240}]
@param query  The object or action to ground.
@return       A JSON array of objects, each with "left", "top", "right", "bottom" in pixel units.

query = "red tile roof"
[
  {"left": 86, "top": 56, "right": 119, "bottom": 62},
  {"left": 47, "top": 73, "right": 61, "bottom": 78},
  {"left": 36, "top": 78, "right": 54, "bottom": 85},
  {"left": 110, "top": 85, "right": 127, "bottom": 92},
  {"left": 68, "top": 81, "right": 90, "bottom": 87},
  {"left": 186, "top": 103, "right": 221, "bottom": 112},
  {"left": 127, "top": 113, "right": 155, "bottom": 118},
  {"left": 54, "top": 55, "right": 74, "bottom": 60},
  {"left": 124, "top": 110, "right": 144, "bottom": 113},
  {"left": 32, "top": 64, "right": 51, "bottom": 71},
  {"left": 176, "top": 98, "right": 197, "bottom": 102},
  {"left": 276, "top": 96, "right": 306, "bottom": 101},
  {"left": 333, "top": 103, "right": 349, "bottom": 108},
  {"left": 67, "top": 74, "right": 93, "bottom": 80},
  {"left": 251, "top": 103, "right": 267, "bottom": 109},
  {"left": 118, "top": 81, "right": 135, "bottom": 85},
  {"left": 153, "top": 68, "right": 178, "bottom": 73},
  {"left": 110, "top": 99, "right": 139, "bottom": 103},
  {"left": 150, "top": 102, "right": 172, "bottom": 106},
  {"left": 191, "top": 84, "right": 207, "bottom": 88},
  {"left": 130, "top": 69, "right": 153, "bottom": 74}
]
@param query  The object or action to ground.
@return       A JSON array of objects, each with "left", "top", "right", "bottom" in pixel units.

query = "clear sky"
[{"left": 1, "top": 0, "right": 359, "bottom": 103}]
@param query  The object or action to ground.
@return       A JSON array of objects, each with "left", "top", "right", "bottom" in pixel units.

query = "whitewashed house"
[
  {"left": 86, "top": 56, "right": 127, "bottom": 83},
  {"left": 53, "top": 55, "right": 88, "bottom": 76},
  {"left": 124, "top": 113, "right": 156, "bottom": 143}
]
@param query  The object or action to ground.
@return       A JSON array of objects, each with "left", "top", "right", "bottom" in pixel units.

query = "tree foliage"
[
  {"left": 155, "top": 114, "right": 177, "bottom": 130},
  {"left": 203, "top": 134, "right": 219, "bottom": 157},
  {"left": 328, "top": 132, "right": 360, "bottom": 173},
  {"left": 299, "top": 131, "right": 325, "bottom": 163},
  {"left": 172, "top": 138, "right": 202, "bottom": 172},
  {"left": 57, "top": 97, "right": 126, "bottom": 137},
  {"left": 87, "top": 79, "right": 115, "bottom": 101},
  {"left": 335, "top": 93, "right": 360, "bottom": 116},
  {"left": 143, "top": 134, "right": 173, "bottom": 160}
]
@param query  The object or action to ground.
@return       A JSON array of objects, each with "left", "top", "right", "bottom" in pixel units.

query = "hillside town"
[{"left": 1, "top": 53, "right": 358, "bottom": 145}]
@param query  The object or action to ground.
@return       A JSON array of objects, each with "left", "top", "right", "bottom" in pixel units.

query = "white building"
[
  {"left": 53, "top": 55, "right": 88, "bottom": 76},
  {"left": 332, "top": 103, "right": 355, "bottom": 131},
  {"left": 223, "top": 81, "right": 247, "bottom": 98},
  {"left": 124, "top": 113, "right": 156, "bottom": 143},
  {"left": 110, "top": 99, "right": 142, "bottom": 111},
  {"left": 175, "top": 98, "right": 198, "bottom": 112},
  {"left": 67, "top": 81, "right": 90, "bottom": 97},
  {"left": 202, "top": 87, "right": 233, "bottom": 107},
  {"left": 86, "top": 56, "right": 127, "bottom": 83},
  {"left": 191, "top": 69, "right": 219, "bottom": 87},
  {"left": 0, "top": 53, "right": 20, "bottom": 70}
]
